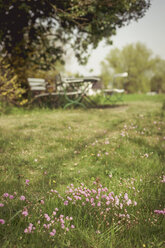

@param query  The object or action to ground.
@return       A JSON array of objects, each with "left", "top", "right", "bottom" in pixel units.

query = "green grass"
[
  {"left": 90, "top": 93, "right": 165, "bottom": 107},
  {"left": 0, "top": 94, "right": 165, "bottom": 248},
  {"left": 123, "top": 93, "right": 165, "bottom": 102}
]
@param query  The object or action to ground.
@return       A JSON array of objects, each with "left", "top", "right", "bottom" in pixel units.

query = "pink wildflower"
[
  {"left": 124, "top": 193, "right": 128, "bottom": 201},
  {"left": 20, "top": 195, "right": 26, "bottom": 201},
  {"left": 45, "top": 215, "right": 50, "bottom": 222},
  {"left": 61, "top": 224, "right": 65, "bottom": 229},
  {"left": 44, "top": 214, "right": 50, "bottom": 221},
  {"left": 0, "top": 203, "right": 4, "bottom": 207},
  {"left": 161, "top": 175, "right": 165, "bottom": 183},
  {"left": 25, "top": 223, "right": 34, "bottom": 233},
  {"left": 71, "top": 225, "right": 75, "bottom": 229},
  {"left": 120, "top": 132, "right": 125, "bottom": 137},
  {"left": 0, "top": 219, "right": 5, "bottom": 224},
  {"left": 25, "top": 179, "right": 30, "bottom": 185},
  {"left": 3, "top": 193, "right": 9, "bottom": 198},
  {"left": 43, "top": 224, "right": 47, "bottom": 229},
  {"left": 64, "top": 200, "right": 68, "bottom": 205},
  {"left": 9, "top": 195, "right": 14, "bottom": 199},
  {"left": 40, "top": 200, "right": 44, "bottom": 204},
  {"left": 22, "top": 210, "right": 28, "bottom": 216},
  {"left": 127, "top": 199, "right": 132, "bottom": 206},
  {"left": 24, "top": 228, "right": 28, "bottom": 233},
  {"left": 115, "top": 196, "right": 119, "bottom": 205},
  {"left": 60, "top": 219, "right": 65, "bottom": 224},
  {"left": 127, "top": 214, "right": 130, "bottom": 219},
  {"left": 50, "top": 229, "right": 56, "bottom": 236}
]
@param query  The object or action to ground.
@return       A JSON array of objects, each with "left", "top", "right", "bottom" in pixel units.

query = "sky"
[{"left": 65, "top": 0, "right": 165, "bottom": 76}]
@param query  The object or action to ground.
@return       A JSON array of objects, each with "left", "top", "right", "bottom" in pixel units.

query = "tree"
[
  {"left": 150, "top": 57, "right": 165, "bottom": 93},
  {"left": 101, "top": 42, "right": 154, "bottom": 93},
  {"left": 0, "top": 0, "right": 150, "bottom": 84}
]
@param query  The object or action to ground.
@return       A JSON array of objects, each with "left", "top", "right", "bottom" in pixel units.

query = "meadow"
[{"left": 0, "top": 94, "right": 165, "bottom": 248}]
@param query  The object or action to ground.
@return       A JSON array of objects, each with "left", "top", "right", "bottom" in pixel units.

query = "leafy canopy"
[{"left": 0, "top": 0, "right": 150, "bottom": 71}]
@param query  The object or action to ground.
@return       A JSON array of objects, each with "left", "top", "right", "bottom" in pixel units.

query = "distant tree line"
[{"left": 100, "top": 42, "right": 165, "bottom": 93}]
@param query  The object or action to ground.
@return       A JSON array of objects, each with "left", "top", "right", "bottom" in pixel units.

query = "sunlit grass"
[{"left": 0, "top": 94, "right": 165, "bottom": 247}]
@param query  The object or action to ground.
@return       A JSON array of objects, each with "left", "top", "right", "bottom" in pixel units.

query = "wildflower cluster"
[
  {"left": 58, "top": 182, "right": 138, "bottom": 230},
  {"left": 0, "top": 175, "right": 164, "bottom": 244},
  {"left": 24, "top": 208, "right": 75, "bottom": 237},
  {"left": 0, "top": 180, "right": 75, "bottom": 239},
  {"left": 120, "top": 123, "right": 137, "bottom": 137},
  {"left": 154, "top": 209, "right": 165, "bottom": 215}
]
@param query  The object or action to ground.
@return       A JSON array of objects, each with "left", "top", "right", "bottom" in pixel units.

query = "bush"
[{"left": 0, "top": 58, "right": 28, "bottom": 109}]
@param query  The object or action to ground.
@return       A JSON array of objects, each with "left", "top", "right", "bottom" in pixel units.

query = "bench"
[
  {"left": 103, "top": 72, "right": 127, "bottom": 104},
  {"left": 103, "top": 88, "right": 125, "bottom": 103},
  {"left": 27, "top": 76, "right": 83, "bottom": 98},
  {"left": 28, "top": 76, "right": 99, "bottom": 108},
  {"left": 28, "top": 78, "right": 48, "bottom": 92}
]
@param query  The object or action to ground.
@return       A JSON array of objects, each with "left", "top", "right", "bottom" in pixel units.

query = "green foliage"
[
  {"left": 0, "top": 58, "right": 28, "bottom": 109},
  {"left": 0, "top": 0, "right": 150, "bottom": 80},
  {"left": 150, "top": 75, "right": 165, "bottom": 93},
  {"left": 101, "top": 42, "right": 155, "bottom": 93},
  {"left": 150, "top": 57, "right": 165, "bottom": 93}
]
